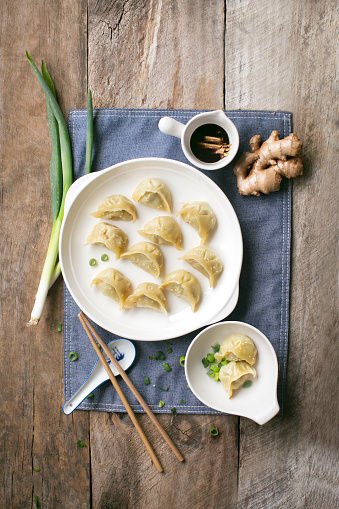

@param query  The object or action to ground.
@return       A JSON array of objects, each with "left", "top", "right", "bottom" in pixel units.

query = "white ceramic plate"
[
  {"left": 60, "top": 158, "right": 243, "bottom": 340},
  {"left": 185, "top": 321, "right": 280, "bottom": 424}
]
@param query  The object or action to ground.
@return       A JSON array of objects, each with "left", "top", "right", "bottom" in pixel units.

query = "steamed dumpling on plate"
[
  {"left": 179, "top": 202, "right": 216, "bottom": 244},
  {"left": 91, "top": 195, "right": 137, "bottom": 222},
  {"left": 138, "top": 216, "right": 183, "bottom": 250},
  {"left": 161, "top": 269, "right": 201, "bottom": 312},
  {"left": 120, "top": 241, "right": 164, "bottom": 278},
  {"left": 132, "top": 178, "right": 172, "bottom": 212},
  {"left": 215, "top": 334, "right": 257, "bottom": 366},
  {"left": 86, "top": 222, "right": 128, "bottom": 259},
  {"left": 219, "top": 361, "right": 256, "bottom": 398},
  {"left": 91, "top": 268, "right": 132, "bottom": 308},
  {"left": 182, "top": 246, "right": 223, "bottom": 287},
  {"left": 124, "top": 282, "right": 168, "bottom": 313}
]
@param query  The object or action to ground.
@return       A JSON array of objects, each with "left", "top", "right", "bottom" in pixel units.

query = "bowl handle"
[{"left": 158, "top": 116, "right": 185, "bottom": 138}]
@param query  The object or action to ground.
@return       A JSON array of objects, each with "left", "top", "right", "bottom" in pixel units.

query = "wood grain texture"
[
  {"left": 225, "top": 1, "right": 338, "bottom": 508},
  {"left": 0, "top": 1, "right": 89, "bottom": 508}
]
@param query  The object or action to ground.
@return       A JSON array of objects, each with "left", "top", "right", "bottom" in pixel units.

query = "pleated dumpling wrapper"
[
  {"left": 86, "top": 222, "right": 128, "bottom": 259},
  {"left": 91, "top": 195, "right": 137, "bottom": 222},
  {"left": 179, "top": 201, "right": 216, "bottom": 245},
  {"left": 91, "top": 268, "right": 132, "bottom": 308},
  {"left": 215, "top": 334, "right": 257, "bottom": 366},
  {"left": 132, "top": 178, "right": 172, "bottom": 212},
  {"left": 219, "top": 361, "right": 257, "bottom": 398},
  {"left": 138, "top": 216, "right": 183, "bottom": 250},
  {"left": 161, "top": 269, "right": 201, "bottom": 312},
  {"left": 124, "top": 282, "right": 168, "bottom": 313},
  {"left": 182, "top": 246, "right": 223, "bottom": 287},
  {"left": 120, "top": 241, "right": 164, "bottom": 278}
]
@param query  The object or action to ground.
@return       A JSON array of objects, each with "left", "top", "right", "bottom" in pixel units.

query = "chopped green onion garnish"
[
  {"left": 76, "top": 439, "right": 87, "bottom": 448},
  {"left": 143, "top": 376, "right": 151, "bottom": 385},
  {"left": 89, "top": 258, "right": 97, "bottom": 266},
  {"left": 101, "top": 253, "right": 109, "bottom": 261},
  {"left": 87, "top": 393, "right": 94, "bottom": 399},
  {"left": 210, "top": 364, "right": 220, "bottom": 373},
  {"left": 207, "top": 353, "right": 215, "bottom": 363},
  {"left": 57, "top": 322, "right": 62, "bottom": 333},
  {"left": 167, "top": 345, "right": 173, "bottom": 354},
  {"left": 159, "top": 386, "right": 169, "bottom": 392},
  {"left": 242, "top": 380, "right": 253, "bottom": 388},
  {"left": 33, "top": 466, "right": 41, "bottom": 473},
  {"left": 68, "top": 351, "right": 79, "bottom": 362},
  {"left": 171, "top": 407, "right": 177, "bottom": 414},
  {"left": 162, "top": 362, "right": 172, "bottom": 372},
  {"left": 158, "top": 400, "right": 165, "bottom": 408},
  {"left": 209, "top": 425, "right": 219, "bottom": 437},
  {"left": 212, "top": 344, "right": 220, "bottom": 353},
  {"left": 202, "top": 357, "right": 210, "bottom": 368},
  {"left": 179, "top": 355, "right": 185, "bottom": 367},
  {"left": 33, "top": 495, "right": 41, "bottom": 509},
  {"left": 149, "top": 351, "right": 166, "bottom": 361},
  {"left": 180, "top": 399, "right": 186, "bottom": 404}
]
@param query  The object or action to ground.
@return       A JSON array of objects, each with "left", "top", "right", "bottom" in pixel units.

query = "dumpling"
[
  {"left": 132, "top": 178, "right": 172, "bottom": 212},
  {"left": 181, "top": 246, "right": 223, "bottom": 287},
  {"left": 161, "top": 269, "right": 201, "bottom": 312},
  {"left": 124, "top": 282, "right": 167, "bottom": 313},
  {"left": 86, "top": 222, "right": 128, "bottom": 259},
  {"left": 91, "top": 195, "right": 137, "bottom": 222},
  {"left": 138, "top": 216, "right": 183, "bottom": 250},
  {"left": 120, "top": 241, "right": 164, "bottom": 278},
  {"left": 219, "top": 361, "right": 256, "bottom": 398},
  {"left": 91, "top": 269, "right": 132, "bottom": 308},
  {"left": 179, "top": 202, "right": 216, "bottom": 244},
  {"left": 215, "top": 334, "right": 257, "bottom": 366}
]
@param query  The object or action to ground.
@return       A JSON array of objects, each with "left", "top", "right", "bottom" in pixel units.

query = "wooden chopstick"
[
  {"left": 79, "top": 312, "right": 185, "bottom": 465},
  {"left": 78, "top": 313, "right": 164, "bottom": 473}
]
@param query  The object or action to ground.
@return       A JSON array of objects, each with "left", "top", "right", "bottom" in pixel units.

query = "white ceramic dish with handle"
[
  {"left": 185, "top": 321, "right": 279, "bottom": 424},
  {"left": 60, "top": 158, "right": 243, "bottom": 341}
]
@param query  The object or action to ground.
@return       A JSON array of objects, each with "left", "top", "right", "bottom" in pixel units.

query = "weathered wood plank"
[
  {"left": 0, "top": 1, "right": 89, "bottom": 508},
  {"left": 225, "top": 1, "right": 338, "bottom": 507},
  {"left": 88, "top": 1, "right": 239, "bottom": 508}
]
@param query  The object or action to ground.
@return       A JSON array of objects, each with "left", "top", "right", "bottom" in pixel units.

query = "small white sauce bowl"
[{"left": 185, "top": 321, "right": 279, "bottom": 424}]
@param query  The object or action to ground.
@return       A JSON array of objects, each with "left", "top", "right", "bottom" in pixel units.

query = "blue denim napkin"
[{"left": 64, "top": 109, "right": 292, "bottom": 414}]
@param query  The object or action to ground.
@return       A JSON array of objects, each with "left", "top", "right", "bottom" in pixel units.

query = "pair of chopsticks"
[{"left": 78, "top": 312, "right": 184, "bottom": 473}]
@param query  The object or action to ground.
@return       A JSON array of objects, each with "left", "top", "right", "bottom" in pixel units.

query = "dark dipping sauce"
[{"left": 190, "top": 123, "right": 230, "bottom": 163}]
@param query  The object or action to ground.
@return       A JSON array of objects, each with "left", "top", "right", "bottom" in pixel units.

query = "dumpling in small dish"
[
  {"left": 132, "top": 178, "right": 172, "bottom": 212},
  {"left": 182, "top": 246, "right": 223, "bottom": 287},
  {"left": 124, "top": 282, "right": 167, "bottom": 313},
  {"left": 86, "top": 222, "right": 128, "bottom": 259},
  {"left": 121, "top": 241, "right": 164, "bottom": 278},
  {"left": 215, "top": 334, "right": 257, "bottom": 366},
  {"left": 179, "top": 202, "right": 216, "bottom": 244},
  {"left": 138, "top": 216, "right": 183, "bottom": 250},
  {"left": 91, "top": 195, "right": 137, "bottom": 222},
  {"left": 219, "top": 361, "right": 256, "bottom": 398},
  {"left": 161, "top": 269, "right": 201, "bottom": 312},
  {"left": 91, "top": 269, "right": 132, "bottom": 308}
]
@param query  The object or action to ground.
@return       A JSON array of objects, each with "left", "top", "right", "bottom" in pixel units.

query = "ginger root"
[{"left": 234, "top": 130, "right": 303, "bottom": 196}]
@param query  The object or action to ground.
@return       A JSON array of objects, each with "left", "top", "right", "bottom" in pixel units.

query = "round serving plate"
[{"left": 60, "top": 158, "right": 243, "bottom": 341}]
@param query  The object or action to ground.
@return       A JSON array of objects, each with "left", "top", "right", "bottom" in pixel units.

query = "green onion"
[
  {"left": 33, "top": 495, "right": 41, "bottom": 509},
  {"left": 162, "top": 362, "right": 172, "bottom": 372},
  {"left": 76, "top": 439, "right": 87, "bottom": 448},
  {"left": 87, "top": 393, "right": 94, "bottom": 399},
  {"left": 57, "top": 323, "right": 63, "bottom": 333},
  {"left": 143, "top": 376, "right": 151, "bottom": 385},
  {"left": 26, "top": 52, "right": 73, "bottom": 325},
  {"left": 101, "top": 253, "right": 109, "bottom": 261},
  {"left": 68, "top": 352, "right": 79, "bottom": 362},
  {"left": 202, "top": 357, "right": 210, "bottom": 368},
  {"left": 212, "top": 344, "right": 220, "bottom": 353},
  {"left": 179, "top": 355, "right": 185, "bottom": 367},
  {"left": 179, "top": 399, "right": 186, "bottom": 404},
  {"left": 242, "top": 380, "right": 253, "bottom": 388},
  {"left": 89, "top": 258, "right": 97, "bottom": 266},
  {"left": 209, "top": 425, "right": 219, "bottom": 437},
  {"left": 158, "top": 400, "right": 165, "bottom": 408},
  {"left": 171, "top": 407, "right": 177, "bottom": 414},
  {"left": 149, "top": 351, "right": 166, "bottom": 361},
  {"left": 33, "top": 466, "right": 41, "bottom": 473},
  {"left": 206, "top": 353, "right": 215, "bottom": 363},
  {"left": 167, "top": 345, "right": 173, "bottom": 354},
  {"left": 210, "top": 364, "right": 220, "bottom": 373},
  {"left": 159, "top": 387, "right": 169, "bottom": 392},
  {"left": 85, "top": 89, "right": 94, "bottom": 174}
]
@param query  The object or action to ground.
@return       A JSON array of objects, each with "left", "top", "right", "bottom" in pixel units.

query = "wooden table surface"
[{"left": 1, "top": 1, "right": 337, "bottom": 508}]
